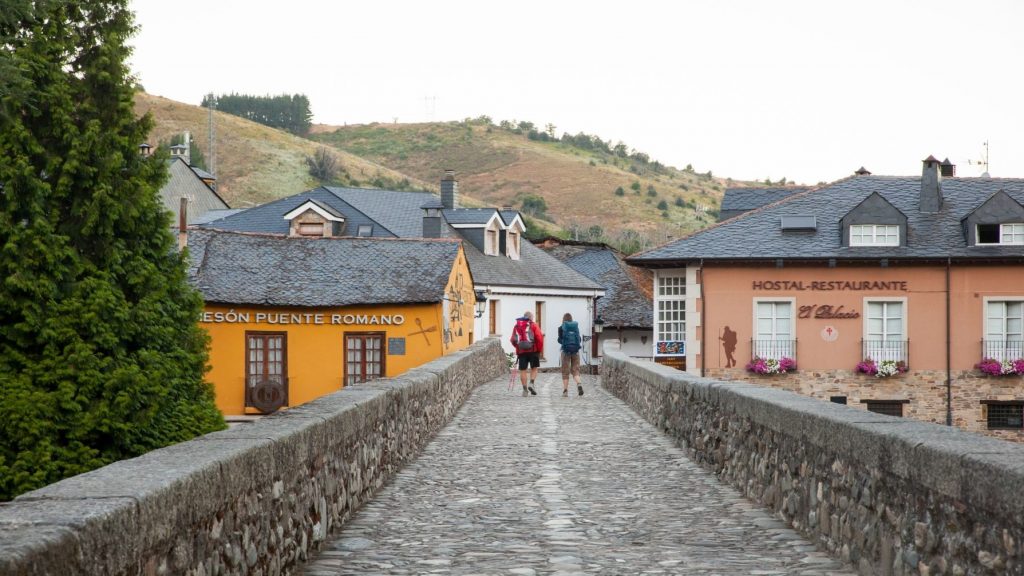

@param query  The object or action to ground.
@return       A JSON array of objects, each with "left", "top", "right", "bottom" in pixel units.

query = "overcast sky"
[{"left": 129, "top": 0, "right": 1023, "bottom": 184}]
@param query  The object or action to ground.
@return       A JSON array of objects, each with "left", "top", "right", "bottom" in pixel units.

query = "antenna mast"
[{"left": 206, "top": 93, "right": 216, "bottom": 177}]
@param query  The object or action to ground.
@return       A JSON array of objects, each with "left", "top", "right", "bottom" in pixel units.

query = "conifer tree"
[{"left": 0, "top": 0, "right": 224, "bottom": 500}]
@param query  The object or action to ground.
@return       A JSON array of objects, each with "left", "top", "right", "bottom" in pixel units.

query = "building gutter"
[
  {"left": 700, "top": 259, "right": 706, "bottom": 378},
  {"left": 946, "top": 257, "right": 952, "bottom": 426}
]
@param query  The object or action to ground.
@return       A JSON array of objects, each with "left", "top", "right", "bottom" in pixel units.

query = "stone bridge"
[{"left": 2, "top": 339, "right": 1023, "bottom": 575}]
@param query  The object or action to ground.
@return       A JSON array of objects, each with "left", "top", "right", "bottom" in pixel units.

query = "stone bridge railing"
[
  {"left": 602, "top": 349, "right": 1024, "bottom": 575},
  {"left": 0, "top": 338, "right": 506, "bottom": 576}
]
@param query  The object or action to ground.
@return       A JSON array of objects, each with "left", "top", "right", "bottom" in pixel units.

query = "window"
[
  {"left": 345, "top": 333, "right": 384, "bottom": 385},
  {"left": 830, "top": 396, "right": 848, "bottom": 405},
  {"left": 246, "top": 332, "right": 287, "bottom": 408},
  {"left": 863, "top": 400, "right": 906, "bottom": 417},
  {"left": 850, "top": 224, "right": 899, "bottom": 247},
  {"left": 985, "top": 300, "right": 1024, "bottom": 360},
  {"left": 753, "top": 300, "right": 794, "bottom": 359},
  {"left": 357, "top": 224, "right": 372, "bottom": 237},
  {"left": 864, "top": 300, "right": 906, "bottom": 362},
  {"left": 977, "top": 223, "right": 1024, "bottom": 245},
  {"left": 485, "top": 228, "right": 499, "bottom": 256},
  {"left": 656, "top": 275, "right": 686, "bottom": 343},
  {"left": 985, "top": 402, "right": 1024, "bottom": 430},
  {"left": 298, "top": 222, "right": 324, "bottom": 237},
  {"left": 507, "top": 231, "right": 520, "bottom": 260}
]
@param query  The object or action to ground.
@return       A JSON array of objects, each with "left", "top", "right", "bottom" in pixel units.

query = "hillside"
[
  {"left": 138, "top": 93, "right": 772, "bottom": 248},
  {"left": 310, "top": 119, "right": 745, "bottom": 244},
  {"left": 134, "top": 93, "right": 431, "bottom": 207}
]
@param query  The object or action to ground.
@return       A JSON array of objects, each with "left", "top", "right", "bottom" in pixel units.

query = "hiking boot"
[
  {"left": 528, "top": 385, "right": 537, "bottom": 395},
  {"left": 562, "top": 389, "right": 568, "bottom": 397},
  {"left": 522, "top": 387, "right": 529, "bottom": 397},
  {"left": 577, "top": 385, "right": 584, "bottom": 396}
]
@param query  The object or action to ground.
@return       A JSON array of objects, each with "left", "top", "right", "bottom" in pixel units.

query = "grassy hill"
[
  {"left": 138, "top": 93, "right": 773, "bottom": 249},
  {"left": 310, "top": 119, "right": 744, "bottom": 245},
  {"left": 134, "top": 93, "right": 431, "bottom": 208}
]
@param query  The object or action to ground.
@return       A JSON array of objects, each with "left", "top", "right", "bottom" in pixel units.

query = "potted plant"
[
  {"left": 746, "top": 356, "right": 797, "bottom": 375},
  {"left": 975, "top": 357, "right": 1024, "bottom": 376},
  {"left": 856, "top": 358, "right": 908, "bottom": 378}
]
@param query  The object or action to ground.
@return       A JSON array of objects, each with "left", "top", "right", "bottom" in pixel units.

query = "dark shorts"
[{"left": 517, "top": 352, "right": 540, "bottom": 370}]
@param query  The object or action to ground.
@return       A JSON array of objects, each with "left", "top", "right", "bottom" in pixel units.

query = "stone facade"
[
  {"left": 604, "top": 350, "right": 1024, "bottom": 575},
  {"left": 706, "top": 367, "right": 1024, "bottom": 442},
  {"left": 0, "top": 338, "right": 506, "bottom": 576}
]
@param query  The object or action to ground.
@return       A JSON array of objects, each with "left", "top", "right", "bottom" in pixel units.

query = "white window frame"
[
  {"left": 977, "top": 223, "right": 1024, "bottom": 246},
  {"left": 862, "top": 297, "right": 908, "bottom": 362},
  {"left": 850, "top": 224, "right": 899, "bottom": 247},
  {"left": 654, "top": 274, "right": 686, "bottom": 349},
  {"left": 752, "top": 298, "right": 795, "bottom": 360},
  {"left": 507, "top": 230, "right": 521, "bottom": 260},
  {"left": 983, "top": 297, "right": 1024, "bottom": 361}
]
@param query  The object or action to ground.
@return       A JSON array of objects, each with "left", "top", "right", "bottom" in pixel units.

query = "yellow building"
[{"left": 187, "top": 229, "right": 478, "bottom": 416}]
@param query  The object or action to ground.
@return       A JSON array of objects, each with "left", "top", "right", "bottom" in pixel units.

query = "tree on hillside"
[
  {"left": 520, "top": 194, "right": 548, "bottom": 219},
  {"left": 202, "top": 92, "right": 312, "bottom": 136},
  {"left": 307, "top": 146, "right": 339, "bottom": 183},
  {"left": 0, "top": 0, "right": 224, "bottom": 500}
]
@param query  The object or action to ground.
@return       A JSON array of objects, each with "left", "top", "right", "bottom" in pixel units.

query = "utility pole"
[{"left": 206, "top": 93, "right": 216, "bottom": 177}]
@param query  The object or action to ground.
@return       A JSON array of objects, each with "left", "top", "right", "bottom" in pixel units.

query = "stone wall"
[
  {"left": 706, "top": 367, "right": 1024, "bottom": 442},
  {"left": 0, "top": 338, "right": 506, "bottom": 576},
  {"left": 605, "top": 350, "right": 1024, "bottom": 575}
]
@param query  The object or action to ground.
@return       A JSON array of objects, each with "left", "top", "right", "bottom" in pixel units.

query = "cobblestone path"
[{"left": 302, "top": 373, "right": 853, "bottom": 575}]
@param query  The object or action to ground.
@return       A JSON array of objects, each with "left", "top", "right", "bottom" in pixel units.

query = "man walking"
[
  {"left": 511, "top": 311, "right": 543, "bottom": 396},
  {"left": 557, "top": 313, "right": 584, "bottom": 397}
]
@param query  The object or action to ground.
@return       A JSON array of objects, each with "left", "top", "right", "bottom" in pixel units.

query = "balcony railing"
[
  {"left": 982, "top": 339, "right": 1024, "bottom": 361},
  {"left": 750, "top": 339, "right": 797, "bottom": 361},
  {"left": 862, "top": 339, "right": 909, "bottom": 368}
]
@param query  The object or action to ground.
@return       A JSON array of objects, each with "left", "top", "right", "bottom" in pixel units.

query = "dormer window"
[
  {"left": 357, "top": 224, "right": 373, "bottom": 237},
  {"left": 850, "top": 224, "right": 899, "bottom": 247},
  {"left": 977, "top": 223, "right": 1024, "bottom": 245},
  {"left": 507, "top": 230, "right": 521, "bottom": 260},
  {"left": 485, "top": 228, "right": 499, "bottom": 256},
  {"left": 297, "top": 223, "right": 324, "bottom": 237}
]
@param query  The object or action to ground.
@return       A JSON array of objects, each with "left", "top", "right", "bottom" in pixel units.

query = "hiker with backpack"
[
  {"left": 511, "top": 311, "right": 543, "bottom": 396},
  {"left": 557, "top": 313, "right": 584, "bottom": 397}
]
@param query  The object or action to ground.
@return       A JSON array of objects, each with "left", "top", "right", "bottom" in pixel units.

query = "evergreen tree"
[{"left": 0, "top": 0, "right": 224, "bottom": 500}]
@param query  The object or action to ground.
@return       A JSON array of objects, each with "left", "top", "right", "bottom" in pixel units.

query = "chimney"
[
  {"left": 920, "top": 155, "right": 942, "bottom": 213},
  {"left": 940, "top": 158, "right": 956, "bottom": 177},
  {"left": 139, "top": 143, "right": 153, "bottom": 157},
  {"left": 440, "top": 169, "right": 458, "bottom": 209},
  {"left": 854, "top": 166, "right": 871, "bottom": 176},
  {"left": 178, "top": 197, "right": 188, "bottom": 250},
  {"left": 421, "top": 200, "right": 443, "bottom": 239}
]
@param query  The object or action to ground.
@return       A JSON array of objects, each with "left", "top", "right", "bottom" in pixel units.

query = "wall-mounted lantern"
[{"left": 474, "top": 290, "right": 488, "bottom": 318}]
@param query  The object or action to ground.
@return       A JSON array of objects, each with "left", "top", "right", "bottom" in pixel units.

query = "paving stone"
[{"left": 300, "top": 375, "right": 854, "bottom": 575}]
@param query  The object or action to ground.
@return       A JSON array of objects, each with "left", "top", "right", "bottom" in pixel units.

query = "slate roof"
[
  {"left": 191, "top": 209, "right": 246, "bottom": 226},
  {"left": 631, "top": 176, "right": 1024, "bottom": 264},
  {"left": 442, "top": 208, "right": 499, "bottom": 226},
  {"left": 190, "top": 166, "right": 216, "bottom": 181},
  {"left": 160, "top": 157, "right": 229, "bottom": 224},
  {"left": 720, "top": 186, "right": 810, "bottom": 212},
  {"left": 195, "top": 187, "right": 394, "bottom": 238},
  {"left": 541, "top": 241, "right": 652, "bottom": 328},
  {"left": 197, "top": 185, "right": 602, "bottom": 292},
  {"left": 187, "top": 229, "right": 461, "bottom": 307}
]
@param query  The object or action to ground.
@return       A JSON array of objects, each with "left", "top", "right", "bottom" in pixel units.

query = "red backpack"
[{"left": 512, "top": 319, "right": 535, "bottom": 353}]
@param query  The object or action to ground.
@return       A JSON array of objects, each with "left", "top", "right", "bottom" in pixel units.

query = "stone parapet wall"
[
  {"left": 605, "top": 351, "right": 1024, "bottom": 575},
  {"left": 0, "top": 338, "right": 506, "bottom": 576},
  {"left": 706, "top": 367, "right": 1024, "bottom": 442}
]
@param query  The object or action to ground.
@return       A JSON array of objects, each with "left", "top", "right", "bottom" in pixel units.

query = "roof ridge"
[{"left": 192, "top": 227, "right": 462, "bottom": 244}]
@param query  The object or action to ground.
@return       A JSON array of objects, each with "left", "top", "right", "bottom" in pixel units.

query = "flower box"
[
  {"left": 856, "top": 358, "right": 907, "bottom": 378},
  {"left": 746, "top": 356, "right": 796, "bottom": 375},
  {"left": 975, "top": 357, "right": 1024, "bottom": 377}
]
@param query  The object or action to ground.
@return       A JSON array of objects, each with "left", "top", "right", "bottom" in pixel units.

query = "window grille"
[
  {"left": 986, "top": 403, "right": 1024, "bottom": 430},
  {"left": 865, "top": 401, "right": 904, "bottom": 417}
]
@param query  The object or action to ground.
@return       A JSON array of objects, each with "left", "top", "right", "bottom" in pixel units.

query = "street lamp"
[
  {"left": 474, "top": 290, "right": 488, "bottom": 318},
  {"left": 594, "top": 316, "right": 604, "bottom": 334}
]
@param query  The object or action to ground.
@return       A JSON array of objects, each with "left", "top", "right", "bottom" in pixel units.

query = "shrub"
[{"left": 614, "top": 186, "right": 625, "bottom": 196}]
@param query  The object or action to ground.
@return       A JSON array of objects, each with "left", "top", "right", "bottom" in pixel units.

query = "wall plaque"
[{"left": 388, "top": 338, "right": 406, "bottom": 355}]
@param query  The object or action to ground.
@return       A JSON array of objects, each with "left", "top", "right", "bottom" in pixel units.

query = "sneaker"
[
  {"left": 577, "top": 385, "right": 584, "bottom": 396},
  {"left": 562, "top": 390, "right": 568, "bottom": 397},
  {"left": 528, "top": 385, "right": 537, "bottom": 395},
  {"left": 522, "top": 388, "right": 529, "bottom": 397}
]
